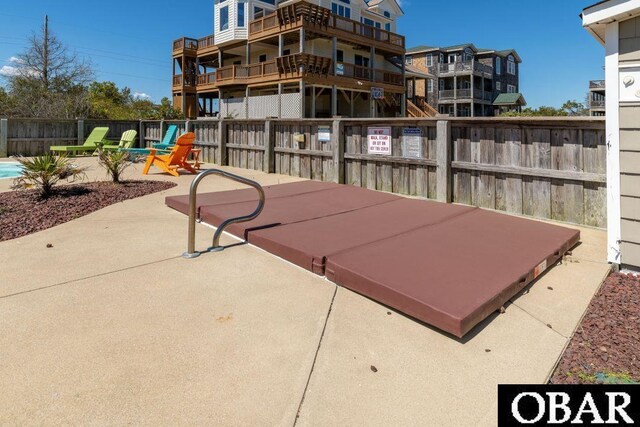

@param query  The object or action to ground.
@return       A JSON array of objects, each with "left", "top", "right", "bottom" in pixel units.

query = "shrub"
[
  {"left": 97, "top": 149, "right": 131, "bottom": 183},
  {"left": 12, "top": 154, "right": 87, "bottom": 198}
]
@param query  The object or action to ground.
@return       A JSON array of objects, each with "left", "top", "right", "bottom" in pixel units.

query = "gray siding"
[{"left": 619, "top": 16, "right": 640, "bottom": 267}]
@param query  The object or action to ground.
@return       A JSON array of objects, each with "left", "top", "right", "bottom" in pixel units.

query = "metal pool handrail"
[{"left": 183, "top": 169, "right": 265, "bottom": 259}]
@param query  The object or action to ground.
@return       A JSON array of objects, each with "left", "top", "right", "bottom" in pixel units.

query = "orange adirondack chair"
[{"left": 142, "top": 132, "right": 197, "bottom": 177}]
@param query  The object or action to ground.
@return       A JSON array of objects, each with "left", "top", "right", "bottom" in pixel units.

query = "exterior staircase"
[{"left": 407, "top": 96, "right": 438, "bottom": 118}]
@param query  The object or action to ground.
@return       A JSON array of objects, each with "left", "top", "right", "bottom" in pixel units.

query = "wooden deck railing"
[
  {"left": 173, "top": 37, "right": 198, "bottom": 52},
  {"left": 209, "top": 53, "right": 403, "bottom": 87},
  {"left": 249, "top": 1, "right": 405, "bottom": 50},
  {"left": 198, "top": 35, "right": 216, "bottom": 50}
]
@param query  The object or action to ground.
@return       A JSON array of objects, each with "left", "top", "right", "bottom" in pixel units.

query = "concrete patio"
[{"left": 0, "top": 158, "right": 611, "bottom": 426}]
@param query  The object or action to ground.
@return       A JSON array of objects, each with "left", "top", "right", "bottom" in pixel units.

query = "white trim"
[
  {"left": 605, "top": 21, "right": 621, "bottom": 264},
  {"left": 583, "top": 0, "right": 640, "bottom": 27}
]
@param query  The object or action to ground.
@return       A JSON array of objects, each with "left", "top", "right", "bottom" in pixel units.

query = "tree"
[
  {"left": 561, "top": 100, "right": 589, "bottom": 116},
  {"left": 4, "top": 16, "right": 94, "bottom": 118}
]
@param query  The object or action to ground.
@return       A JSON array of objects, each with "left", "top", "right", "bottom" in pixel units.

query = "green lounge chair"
[
  {"left": 50, "top": 127, "right": 110, "bottom": 156},
  {"left": 121, "top": 125, "right": 179, "bottom": 157},
  {"left": 98, "top": 130, "right": 138, "bottom": 153}
]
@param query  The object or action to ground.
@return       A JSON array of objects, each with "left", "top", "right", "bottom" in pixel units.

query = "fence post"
[
  {"left": 264, "top": 119, "right": 275, "bottom": 173},
  {"left": 0, "top": 118, "right": 7, "bottom": 157},
  {"left": 77, "top": 119, "right": 85, "bottom": 145},
  {"left": 332, "top": 119, "right": 344, "bottom": 184},
  {"left": 138, "top": 121, "right": 145, "bottom": 148},
  {"left": 159, "top": 120, "right": 165, "bottom": 145},
  {"left": 218, "top": 119, "right": 227, "bottom": 166},
  {"left": 436, "top": 119, "right": 452, "bottom": 203}
]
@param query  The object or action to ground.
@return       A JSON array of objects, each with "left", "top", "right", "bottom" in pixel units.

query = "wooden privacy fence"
[{"left": 0, "top": 117, "right": 607, "bottom": 227}]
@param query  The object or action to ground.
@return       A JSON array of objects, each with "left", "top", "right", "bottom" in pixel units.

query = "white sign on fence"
[
  {"left": 402, "top": 128, "right": 423, "bottom": 158},
  {"left": 368, "top": 127, "right": 392, "bottom": 155},
  {"left": 318, "top": 126, "right": 331, "bottom": 143}
]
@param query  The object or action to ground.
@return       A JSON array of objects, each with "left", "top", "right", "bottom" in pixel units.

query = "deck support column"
[
  {"left": 311, "top": 86, "right": 316, "bottom": 118},
  {"left": 332, "top": 36, "right": 338, "bottom": 78},
  {"left": 300, "top": 80, "right": 306, "bottom": 118},
  {"left": 299, "top": 28, "right": 305, "bottom": 53},
  {"left": 470, "top": 58, "right": 475, "bottom": 117},
  {"left": 245, "top": 86, "right": 250, "bottom": 119},
  {"left": 278, "top": 83, "right": 283, "bottom": 118},
  {"left": 332, "top": 85, "right": 338, "bottom": 117},
  {"left": 350, "top": 91, "right": 355, "bottom": 118},
  {"left": 279, "top": 34, "right": 284, "bottom": 56}
]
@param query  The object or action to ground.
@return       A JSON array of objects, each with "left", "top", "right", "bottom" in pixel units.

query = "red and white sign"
[{"left": 368, "top": 127, "right": 392, "bottom": 155}]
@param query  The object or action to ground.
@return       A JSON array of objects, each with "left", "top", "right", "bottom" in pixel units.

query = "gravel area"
[
  {"left": 0, "top": 180, "right": 176, "bottom": 242},
  {"left": 551, "top": 272, "right": 640, "bottom": 384}
]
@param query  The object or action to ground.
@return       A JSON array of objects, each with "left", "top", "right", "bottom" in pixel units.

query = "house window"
[
  {"left": 385, "top": 23, "right": 391, "bottom": 31},
  {"left": 439, "top": 53, "right": 444, "bottom": 63},
  {"left": 496, "top": 57, "right": 502, "bottom": 75},
  {"left": 331, "top": 3, "right": 351, "bottom": 18},
  {"left": 496, "top": 81, "right": 501, "bottom": 92},
  {"left": 428, "top": 79, "right": 434, "bottom": 93},
  {"left": 220, "top": 5, "right": 229, "bottom": 31},
  {"left": 406, "top": 56, "right": 413, "bottom": 65},
  {"left": 426, "top": 54, "right": 433, "bottom": 67},
  {"left": 337, "top": 50, "right": 344, "bottom": 63},
  {"left": 355, "top": 54, "right": 369, "bottom": 67},
  {"left": 283, "top": 49, "right": 290, "bottom": 56},
  {"left": 254, "top": 6, "right": 264, "bottom": 19},
  {"left": 439, "top": 80, "right": 444, "bottom": 90},
  {"left": 237, "top": 2, "right": 245, "bottom": 27},
  {"left": 448, "top": 53, "right": 456, "bottom": 63},
  {"left": 507, "top": 56, "right": 516, "bottom": 75},
  {"left": 507, "top": 84, "right": 517, "bottom": 93},
  {"left": 259, "top": 54, "right": 267, "bottom": 63}
]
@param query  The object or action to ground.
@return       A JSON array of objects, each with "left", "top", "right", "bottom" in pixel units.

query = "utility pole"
[{"left": 43, "top": 15, "right": 49, "bottom": 89}]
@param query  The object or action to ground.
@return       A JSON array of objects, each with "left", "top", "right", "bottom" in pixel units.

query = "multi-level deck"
[
  {"left": 248, "top": 2, "right": 405, "bottom": 55},
  {"left": 172, "top": 0, "right": 412, "bottom": 119}
]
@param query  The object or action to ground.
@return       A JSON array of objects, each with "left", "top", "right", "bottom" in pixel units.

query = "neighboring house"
[
  {"left": 583, "top": 0, "right": 640, "bottom": 270},
  {"left": 405, "top": 44, "right": 524, "bottom": 117},
  {"left": 172, "top": 0, "right": 410, "bottom": 119},
  {"left": 589, "top": 79, "right": 606, "bottom": 116}
]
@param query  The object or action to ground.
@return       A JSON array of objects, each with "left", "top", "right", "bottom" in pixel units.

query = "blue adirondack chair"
[{"left": 120, "top": 125, "right": 179, "bottom": 157}]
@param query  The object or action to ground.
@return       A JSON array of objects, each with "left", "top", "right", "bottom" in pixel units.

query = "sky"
[{"left": 0, "top": 0, "right": 604, "bottom": 108}]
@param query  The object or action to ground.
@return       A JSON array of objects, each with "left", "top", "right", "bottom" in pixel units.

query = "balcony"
[
  {"left": 439, "top": 89, "right": 493, "bottom": 102},
  {"left": 173, "top": 37, "right": 198, "bottom": 56},
  {"left": 172, "top": 35, "right": 218, "bottom": 57},
  {"left": 248, "top": 1, "right": 405, "bottom": 54},
  {"left": 590, "top": 100, "right": 605, "bottom": 109},
  {"left": 435, "top": 61, "right": 493, "bottom": 78},
  {"left": 172, "top": 74, "right": 197, "bottom": 91},
  {"left": 184, "top": 53, "right": 404, "bottom": 91},
  {"left": 589, "top": 80, "right": 605, "bottom": 90}
]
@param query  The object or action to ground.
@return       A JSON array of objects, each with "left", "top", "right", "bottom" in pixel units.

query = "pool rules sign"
[{"left": 368, "top": 127, "right": 392, "bottom": 155}]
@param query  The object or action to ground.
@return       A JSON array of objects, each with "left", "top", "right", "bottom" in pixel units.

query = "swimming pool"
[{"left": 0, "top": 163, "right": 23, "bottom": 179}]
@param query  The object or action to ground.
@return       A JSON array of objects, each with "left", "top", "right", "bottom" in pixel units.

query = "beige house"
[{"left": 583, "top": 0, "right": 640, "bottom": 270}]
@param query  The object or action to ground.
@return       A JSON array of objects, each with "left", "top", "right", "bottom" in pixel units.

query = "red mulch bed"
[
  {"left": 551, "top": 272, "right": 640, "bottom": 384},
  {"left": 0, "top": 180, "right": 176, "bottom": 242}
]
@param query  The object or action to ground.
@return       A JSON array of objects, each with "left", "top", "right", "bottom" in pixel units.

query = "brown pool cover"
[{"left": 166, "top": 181, "right": 579, "bottom": 338}]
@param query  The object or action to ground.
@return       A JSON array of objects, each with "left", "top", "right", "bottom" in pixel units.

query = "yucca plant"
[
  {"left": 97, "top": 149, "right": 131, "bottom": 183},
  {"left": 12, "top": 154, "right": 87, "bottom": 198}
]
